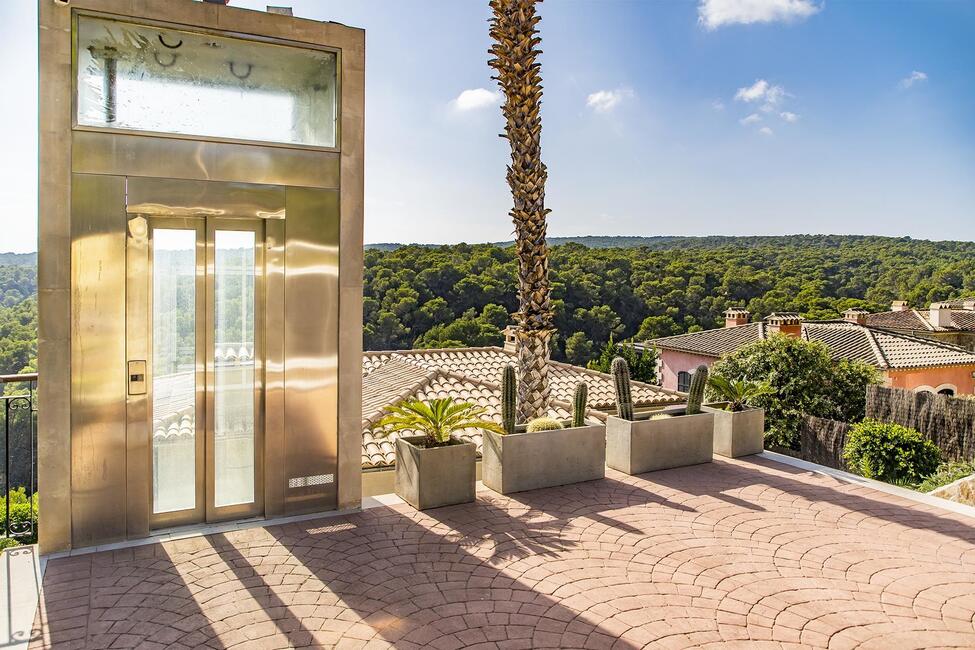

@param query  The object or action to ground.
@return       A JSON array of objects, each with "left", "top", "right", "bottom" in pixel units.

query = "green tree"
[
  {"left": 564, "top": 331, "right": 594, "bottom": 366},
  {"left": 709, "top": 335, "right": 881, "bottom": 449}
]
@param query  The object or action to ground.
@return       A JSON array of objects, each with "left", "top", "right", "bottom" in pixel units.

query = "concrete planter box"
[
  {"left": 705, "top": 406, "right": 765, "bottom": 458},
  {"left": 606, "top": 411, "right": 714, "bottom": 475},
  {"left": 482, "top": 423, "right": 606, "bottom": 495},
  {"left": 394, "top": 435, "right": 476, "bottom": 510}
]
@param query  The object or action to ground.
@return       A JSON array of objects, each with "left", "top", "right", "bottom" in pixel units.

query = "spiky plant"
[
  {"left": 526, "top": 417, "right": 564, "bottom": 432},
  {"left": 706, "top": 376, "right": 774, "bottom": 412},
  {"left": 686, "top": 364, "right": 709, "bottom": 415},
  {"left": 612, "top": 356, "right": 634, "bottom": 421},
  {"left": 501, "top": 364, "right": 517, "bottom": 434},
  {"left": 378, "top": 398, "right": 505, "bottom": 447},
  {"left": 489, "top": 0, "right": 554, "bottom": 422},
  {"left": 572, "top": 382, "right": 588, "bottom": 428}
]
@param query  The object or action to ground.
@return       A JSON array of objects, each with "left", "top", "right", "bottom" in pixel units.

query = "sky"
[{"left": 2, "top": 0, "right": 974, "bottom": 252}]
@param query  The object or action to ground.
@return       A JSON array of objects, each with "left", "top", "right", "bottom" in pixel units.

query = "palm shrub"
[
  {"left": 379, "top": 398, "right": 505, "bottom": 447},
  {"left": 707, "top": 376, "right": 774, "bottom": 412},
  {"left": 843, "top": 419, "right": 941, "bottom": 484},
  {"left": 685, "top": 365, "right": 708, "bottom": 415}
]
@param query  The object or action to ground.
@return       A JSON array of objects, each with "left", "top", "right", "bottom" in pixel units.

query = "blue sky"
[{"left": 2, "top": 0, "right": 973, "bottom": 252}]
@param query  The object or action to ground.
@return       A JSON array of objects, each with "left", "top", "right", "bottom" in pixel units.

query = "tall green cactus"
[
  {"left": 612, "top": 356, "right": 634, "bottom": 421},
  {"left": 686, "top": 364, "right": 709, "bottom": 415},
  {"left": 501, "top": 363, "right": 517, "bottom": 434},
  {"left": 572, "top": 382, "right": 588, "bottom": 428}
]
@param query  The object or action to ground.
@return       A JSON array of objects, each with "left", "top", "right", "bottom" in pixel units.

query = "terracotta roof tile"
[{"left": 647, "top": 320, "right": 975, "bottom": 372}]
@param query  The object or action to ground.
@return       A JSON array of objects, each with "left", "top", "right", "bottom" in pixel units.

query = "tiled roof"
[
  {"left": 865, "top": 308, "right": 975, "bottom": 332},
  {"left": 360, "top": 347, "right": 683, "bottom": 469},
  {"left": 649, "top": 322, "right": 765, "bottom": 357},
  {"left": 646, "top": 321, "right": 975, "bottom": 372}
]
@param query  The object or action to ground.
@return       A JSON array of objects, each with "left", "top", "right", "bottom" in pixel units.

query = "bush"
[
  {"left": 843, "top": 419, "right": 941, "bottom": 483},
  {"left": 0, "top": 488, "right": 38, "bottom": 545},
  {"left": 916, "top": 460, "right": 975, "bottom": 493},
  {"left": 709, "top": 335, "right": 881, "bottom": 449}
]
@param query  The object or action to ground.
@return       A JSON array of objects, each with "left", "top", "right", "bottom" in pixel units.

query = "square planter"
[
  {"left": 394, "top": 435, "right": 476, "bottom": 510},
  {"left": 705, "top": 406, "right": 765, "bottom": 458},
  {"left": 482, "top": 424, "right": 606, "bottom": 495},
  {"left": 606, "top": 411, "right": 714, "bottom": 475}
]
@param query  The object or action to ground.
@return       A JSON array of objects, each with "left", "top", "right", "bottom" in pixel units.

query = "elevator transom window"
[{"left": 76, "top": 15, "right": 338, "bottom": 147}]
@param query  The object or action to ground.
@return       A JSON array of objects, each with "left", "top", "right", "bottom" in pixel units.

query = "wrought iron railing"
[{"left": 0, "top": 373, "right": 37, "bottom": 544}]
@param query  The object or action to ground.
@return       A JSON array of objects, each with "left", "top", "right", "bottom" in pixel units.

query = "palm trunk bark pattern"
[{"left": 489, "top": 0, "right": 554, "bottom": 422}]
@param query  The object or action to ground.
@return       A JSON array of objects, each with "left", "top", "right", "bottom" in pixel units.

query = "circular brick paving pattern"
[{"left": 31, "top": 457, "right": 975, "bottom": 648}]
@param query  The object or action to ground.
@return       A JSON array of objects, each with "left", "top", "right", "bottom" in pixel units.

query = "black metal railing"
[{"left": 1, "top": 373, "right": 37, "bottom": 544}]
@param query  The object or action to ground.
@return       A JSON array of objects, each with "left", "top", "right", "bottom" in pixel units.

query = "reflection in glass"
[
  {"left": 152, "top": 229, "right": 197, "bottom": 514},
  {"left": 213, "top": 230, "right": 256, "bottom": 507},
  {"left": 76, "top": 15, "right": 337, "bottom": 147}
]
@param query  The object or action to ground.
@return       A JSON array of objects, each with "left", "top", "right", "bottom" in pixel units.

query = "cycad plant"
[
  {"left": 489, "top": 0, "right": 554, "bottom": 422},
  {"left": 378, "top": 398, "right": 505, "bottom": 447},
  {"left": 706, "top": 376, "right": 774, "bottom": 412}
]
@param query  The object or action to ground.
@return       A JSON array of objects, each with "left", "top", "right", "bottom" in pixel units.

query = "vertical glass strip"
[
  {"left": 151, "top": 229, "right": 197, "bottom": 514},
  {"left": 213, "top": 230, "right": 256, "bottom": 507}
]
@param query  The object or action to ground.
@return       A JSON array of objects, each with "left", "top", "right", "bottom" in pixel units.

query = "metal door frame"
[{"left": 128, "top": 209, "right": 267, "bottom": 530}]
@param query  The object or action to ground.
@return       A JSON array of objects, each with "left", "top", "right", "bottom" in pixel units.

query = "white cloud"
[
  {"left": 450, "top": 88, "right": 500, "bottom": 112},
  {"left": 698, "top": 0, "right": 821, "bottom": 30},
  {"left": 735, "top": 79, "right": 769, "bottom": 102},
  {"left": 586, "top": 87, "right": 634, "bottom": 113},
  {"left": 780, "top": 111, "right": 799, "bottom": 122},
  {"left": 759, "top": 126, "right": 774, "bottom": 136},
  {"left": 899, "top": 70, "right": 928, "bottom": 89},
  {"left": 712, "top": 100, "right": 726, "bottom": 111},
  {"left": 739, "top": 113, "right": 763, "bottom": 125}
]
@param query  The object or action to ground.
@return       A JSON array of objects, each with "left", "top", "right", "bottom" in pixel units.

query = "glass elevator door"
[{"left": 133, "top": 216, "right": 265, "bottom": 529}]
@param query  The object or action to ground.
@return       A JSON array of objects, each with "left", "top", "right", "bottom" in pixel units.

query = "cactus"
[
  {"left": 612, "top": 356, "right": 634, "bottom": 421},
  {"left": 526, "top": 417, "right": 564, "bottom": 432},
  {"left": 501, "top": 364, "right": 517, "bottom": 434},
  {"left": 572, "top": 382, "right": 588, "bottom": 428},
  {"left": 686, "top": 364, "right": 709, "bottom": 415}
]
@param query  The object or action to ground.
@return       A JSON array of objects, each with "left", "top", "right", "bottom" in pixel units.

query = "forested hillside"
[
  {"left": 3, "top": 235, "right": 975, "bottom": 374},
  {"left": 364, "top": 235, "right": 975, "bottom": 365}
]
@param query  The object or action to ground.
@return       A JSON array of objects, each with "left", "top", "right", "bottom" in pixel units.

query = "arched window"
[
  {"left": 677, "top": 371, "right": 691, "bottom": 392},
  {"left": 938, "top": 387, "right": 956, "bottom": 397}
]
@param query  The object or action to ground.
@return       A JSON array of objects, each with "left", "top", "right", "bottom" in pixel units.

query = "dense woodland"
[{"left": 4, "top": 235, "right": 975, "bottom": 376}]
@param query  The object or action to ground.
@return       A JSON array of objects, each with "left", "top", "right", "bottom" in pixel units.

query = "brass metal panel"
[
  {"left": 127, "top": 178, "right": 286, "bottom": 219},
  {"left": 284, "top": 187, "right": 339, "bottom": 513},
  {"left": 71, "top": 173, "right": 128, "bottom": 547},
  {"left": 124, "top": 216, "right": 150, "bottom": 538},
  {"left": 72, "top": 131, "right": 341, "bottom": 189},
  {"left": 264, "top": 219, "right": 286, "bottom": 517}
]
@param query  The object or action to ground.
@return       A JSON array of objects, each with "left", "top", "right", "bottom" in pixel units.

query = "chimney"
[
  {"left": 891, "top": 300, "right": 909, "bottom": 312},
  {"left": 765, "top": 312, "right": 802, "bottom": 338},
  {"left": 843, "top": 308, "right": 869, "bottom": 326},
  {"left": 724, "top": 308, "right": 751, "bottom": 328},
  {"left": 503, "top": 325, "right": 517, "bottom": 354},
  {"left": 929, "top": 302, "right": 952, "bottom": 328},
  {"left": 963, "top": 300, "right": 975, "bottom": 311}
]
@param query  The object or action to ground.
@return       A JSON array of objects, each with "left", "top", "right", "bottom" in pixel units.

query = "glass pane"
[
  {"left": 76, "top": 15, "right": 337, "bottom": 147},
  {"left": 213, "top": 230, "right": 256, "bottom": 507},
  {"left": 152, "top": 229, "right": 197, "bottom": 514}
]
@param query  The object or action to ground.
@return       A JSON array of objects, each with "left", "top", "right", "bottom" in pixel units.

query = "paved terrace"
[{"left": 31, "top": 456, "right": 975, "bottom": 649}]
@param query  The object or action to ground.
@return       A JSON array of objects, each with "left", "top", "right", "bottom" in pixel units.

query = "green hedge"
[
  {"left": 0, "top": 488, "right": 38, "bottom": 548},
  {"left": 843, "top": 419, "right": 941, "bottom": 484}
]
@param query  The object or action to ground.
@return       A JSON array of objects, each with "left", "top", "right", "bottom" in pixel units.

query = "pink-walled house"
[{"left": 641, "top": 309, "right": 975, "bottom": 397}]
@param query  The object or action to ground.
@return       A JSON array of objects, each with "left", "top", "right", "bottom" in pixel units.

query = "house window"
[
  {"left": 677, "top": 371, "right": 691, "bottom": 392},
  {"left": 75, "top": 15, "right": 338, "bottom": 147},
  {"left": 938, "top": 388, "right": 955, "bottom": 397}
]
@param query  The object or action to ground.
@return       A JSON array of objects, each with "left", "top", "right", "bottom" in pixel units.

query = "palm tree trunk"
[{"left": 489, "top": 0, "right": 554, "bottom": 422}]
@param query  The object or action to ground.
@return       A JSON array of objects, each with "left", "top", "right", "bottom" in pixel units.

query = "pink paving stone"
[{"left": 29, "top": 456, "right": 975, "bottom": 649}]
